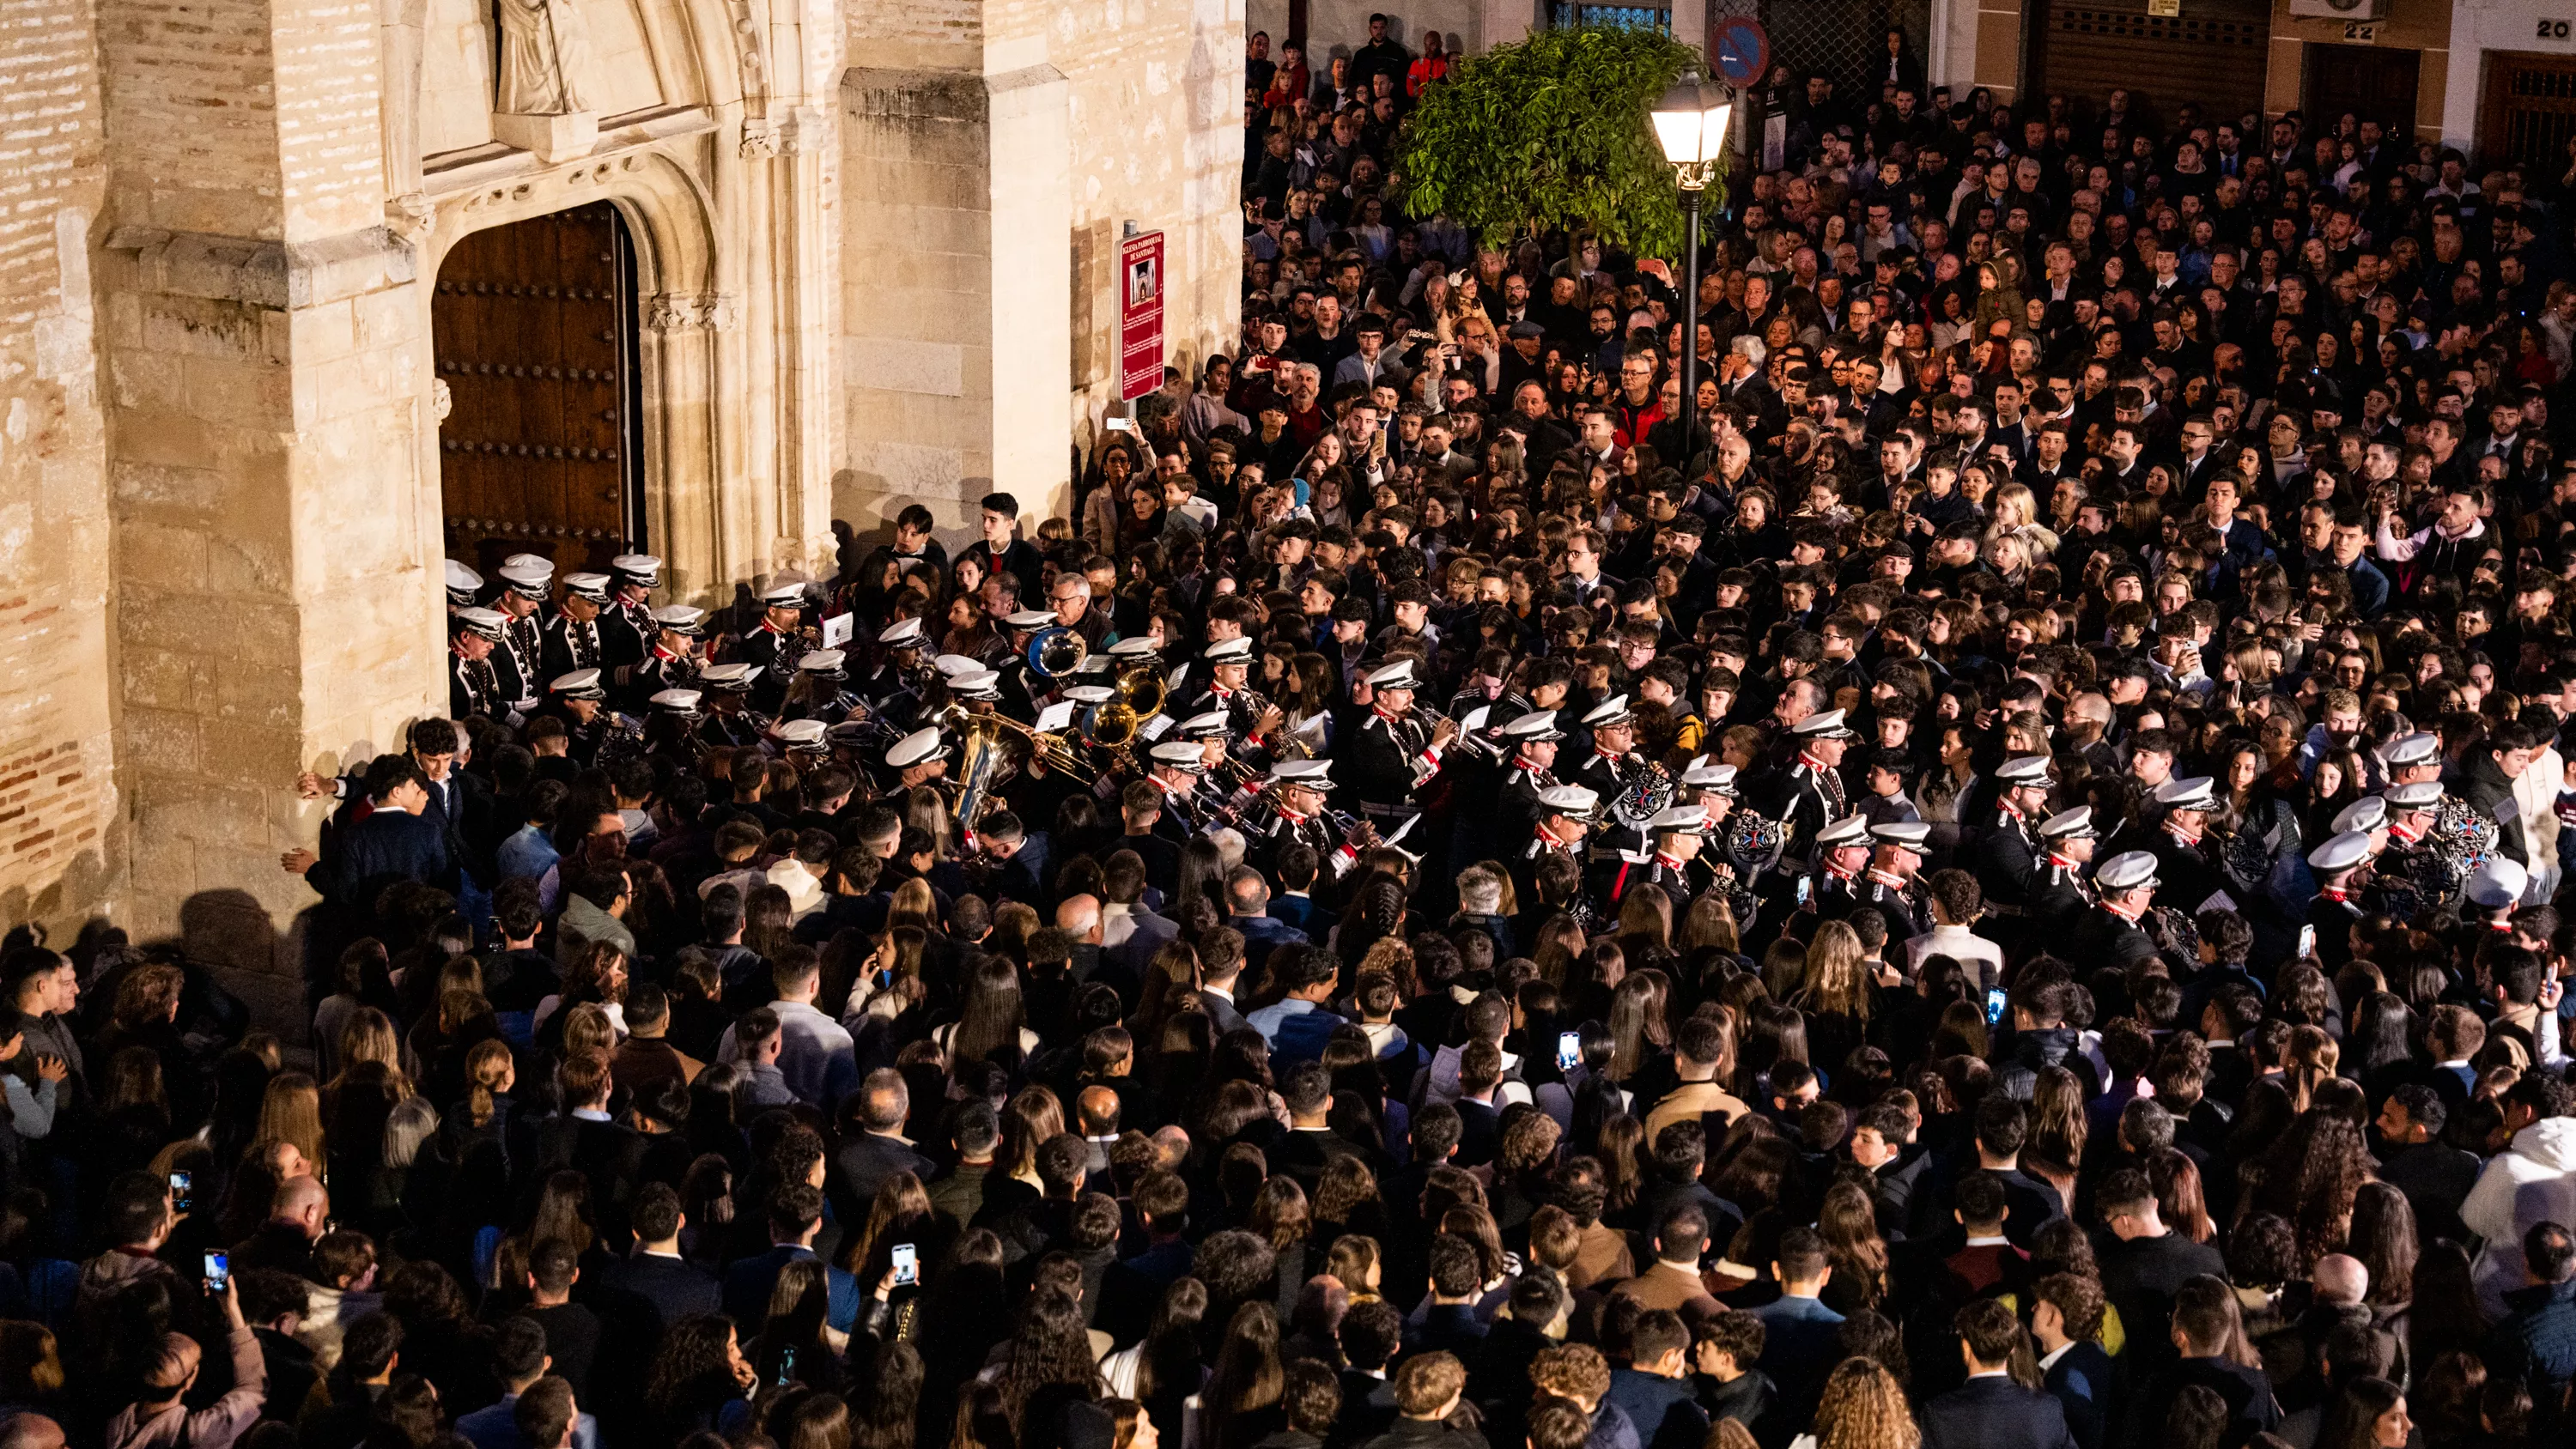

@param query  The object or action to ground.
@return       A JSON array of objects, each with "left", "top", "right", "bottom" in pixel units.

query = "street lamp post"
[{"left": 1651, "top": 72, "right": 1734, "bottom": 479}]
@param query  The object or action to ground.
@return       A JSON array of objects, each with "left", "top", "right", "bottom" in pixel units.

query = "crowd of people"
[{"left": 3, "top": 30, "right": 2576, "bottom": 1449}]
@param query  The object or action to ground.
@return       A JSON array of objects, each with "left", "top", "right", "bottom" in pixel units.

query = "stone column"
[
  {"left": 840, "top": 64, "right": 1075, "bottom": 533},
  {"left": 103, "top": 0, "right": 434, "bottom": 1018}
]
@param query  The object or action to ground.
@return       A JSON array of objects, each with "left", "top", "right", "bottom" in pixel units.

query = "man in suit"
[
  {"left": 2095, "top": 1167, "right": 2227, "bottom": 1387},
  {"left": 1271, "top": 1061, "right": 1370, "bottom": 1192},
  {"left": 721, "top": 1183, "right": 860, "bottom": 1333},
  {"left": 1606, "top": 1310, "right": 1710, "bottom": 1449},
  {"left": 1266, "top": 844, "right": 1337, "bottom": 940},
  {"left": 1099, "top": 851, "right": 1180, "bottom": 978},
  {"left": 1751, "top": 1228, "right": 1845, "bottom": 1428},
  {"left": 1610, "top": 1203, "right": 1725, "bottom": 1323},
  {"left": 454, "top": 1316, "right": 603, "bottom": 1449},
  {"left": 2032, "top": 1274, "right": 2115, "bottom": 1449},
  {"left": 2374, "top": 1086, "right": 2482, "bottom": 1243},
  {"left": 1195, "top": 929, "right": 1253, "bottom": 1036},
  {"left": 1924, "top": 1300, "right": 2078, "bottom": 1449},
  {"left": 611, "top": 1184, "right": 720, "bottom": 1330},
  {"left": 1450, "top": 1043, "right": 1509, "bottom": 1168},
  {"left": 833, "top": 1069, "right": 936, "bottom": 1209},
  {"left": 1227, "top": 867, "right": 1312, "bottom": 961},
  {"left": 283, "top": 753, "right": 454, "bottom": 932}
]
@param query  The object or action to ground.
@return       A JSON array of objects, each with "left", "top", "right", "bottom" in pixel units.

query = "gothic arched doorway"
[{"left": 434, "top": 201, "right": 648, "bottom": 575}]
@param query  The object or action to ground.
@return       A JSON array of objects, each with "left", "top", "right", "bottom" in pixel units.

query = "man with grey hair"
[{"left": 835, "top": 1067, "right": 932, "bottom": 1207}]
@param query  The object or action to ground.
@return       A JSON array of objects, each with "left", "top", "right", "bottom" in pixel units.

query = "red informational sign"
[{"left": 1117, "top": 230, "right": 1167, "bottom": 402}]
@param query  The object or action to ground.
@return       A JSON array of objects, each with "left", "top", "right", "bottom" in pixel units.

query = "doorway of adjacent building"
[
  {"left": 2304, "top": 43, "right": 2421, "bottom": 138},
  {"left": 2026, "top": 0, "right": 2269, "bottom": 128},
  {"left": 434, "top": 202, "right": 647, "bottom": 577},
  {"left": 2480, "top": 52, "right": 2576, "bottom": 173}
]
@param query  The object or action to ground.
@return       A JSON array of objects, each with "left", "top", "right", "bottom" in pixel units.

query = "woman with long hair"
[
  {"left": 1791, "top": 920, "right": 1874, "bottom": 1090},
  {"left": 848, "top": 1340, "right": 924, "bottom": 1449},
  {"left": 1100, "top": 1276, "right": 1207, "bottom": 1428},
  {"left": 2316, "top": 1378, "right": 2411, "bottom": 1449},
  {"left": 1200, "top": 1300, "right": 1285, "bottom": 1449},
  {"left": 1247, "top": 1177, "right": 1313, "bottom": 1322},
  {"left": 750, "top": 1257, "right": 843, "bottom": 1393},
  {"left": 2240, "top": 1109, "right": 2376, "bottom": 1264},
  {"left": 1818, "top": 1179, "right": 1891, "bottom": 1314},
  {"left": 939, "top": 954, "right": 1037, "bottom": 1069},
  {"left": 258, "top": 1070, "right": 326, "bottom": 1179}
]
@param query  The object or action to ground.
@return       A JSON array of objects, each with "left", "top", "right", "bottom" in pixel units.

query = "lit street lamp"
[{"left": 1650, "top": 71, "right": 1733, "bottom": 477}]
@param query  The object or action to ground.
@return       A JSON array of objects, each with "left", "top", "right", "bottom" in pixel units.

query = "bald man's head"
[
  {"left": 0, "top": 1411, "right": 65, "bottom": 1449},
  {"left": 271, "top": 1173, "right": 330, "bottom": 1237},
  {"left": 1077, "top": 1085, "right": 1121, "bottom": 1137},
  {"left": 1055, "top": 894, "right": 1103, "bottom": 943},
  {"left": 2312, "top": 1254, "right": 2368, "bottom": 1306}
]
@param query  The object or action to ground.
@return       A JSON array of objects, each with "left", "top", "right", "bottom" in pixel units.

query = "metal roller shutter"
[{"left": 2030, "top": 0, "right": 2271, "bottom": 126}]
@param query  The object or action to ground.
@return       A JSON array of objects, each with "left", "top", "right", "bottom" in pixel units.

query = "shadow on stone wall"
[{"left": 150, "top": 888, "right": 310, "bottom": 1046}]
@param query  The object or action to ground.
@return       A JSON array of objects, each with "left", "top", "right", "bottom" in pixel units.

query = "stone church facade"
[{"left": 0, "top": 0, "right": 1243, "bottom": 1010}]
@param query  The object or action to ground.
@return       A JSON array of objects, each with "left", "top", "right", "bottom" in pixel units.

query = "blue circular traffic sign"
[{"left": 1713, "top": 17, "right": 1768, "bottom": 87}]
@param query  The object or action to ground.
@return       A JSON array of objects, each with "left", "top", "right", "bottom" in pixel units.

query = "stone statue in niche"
[{"left": 495, "top": 0, "right": 592, "bottom": 116}]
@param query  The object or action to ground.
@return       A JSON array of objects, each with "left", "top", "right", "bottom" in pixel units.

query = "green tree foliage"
[{"left": 1394, "top": 25, "right": 1716, "bottom": 259}]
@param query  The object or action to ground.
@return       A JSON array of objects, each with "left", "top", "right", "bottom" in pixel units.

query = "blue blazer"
[
  {"left": 2044, "top": 1342, "right": 2114, "bottom": 1449},
  {"left": 1924, "top": 1375, "right": 2077, "bottom": 1449}
]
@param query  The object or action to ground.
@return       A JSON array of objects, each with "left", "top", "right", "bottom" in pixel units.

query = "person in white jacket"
[{"left": 2461, "top": 1108, "right": 2576, "bottom": 1316}]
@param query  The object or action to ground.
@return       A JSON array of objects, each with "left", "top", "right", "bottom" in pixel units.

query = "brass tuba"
[{"left": 1026, "top": 626, "right": 1088, "bottom": 679}]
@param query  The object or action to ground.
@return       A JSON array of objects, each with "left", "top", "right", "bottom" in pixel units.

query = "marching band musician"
[
  {"left": 625, "top": 605, "right": 708, "bottom": 712},
  {"left": 445, "top": 559, "right": 482, "bottom": 614},
  {"left": 2376, "top": 780, "right": 2451, "bottom": 923},
  {"left": 696, "top": 664, "right": 770, "bottom": 749},
  {"left": 1249, "top": 759, "right": 1373, "bottom": 887},
  {"left": 541, "top": 572, "right": 615, "bottom": 678},
  {"left": 598, "top": 553, "right": 663, "bottom": 671},
  {"left": 643, "top": 688, "right": 707, "bottom": 767},
  {"left": 1684, "top": 762, "right": 1764, "bottom": 928},
  {"left": 1760, "top": 711, "right": 1858, "bottom": 912},
  {"left": 1189, "top": 638, "right": 1276, "bottom": 744},
  {"left": 1510, "top": 785, "right": 1599, "bottom": 907},
  {"left": 2382, "top": 731, "right": 2499, "bottom": 912},
  {"left": 884, "top": 726, "right": 949, "bottom": 797},
  {"left": 1144, "top": 741, "right": 1211, "bottom": 844},
  {"left": 1627, "top": 805, "right": 1716, "bottom": 911},
  {"left": 485, "top": 557, "right": 552, "bottom": 712},
  {"left": 770, "top": 718, "right": 832, "bottom": 775},
  {"left": 1340, "top": 659, "right": 1458, "bottom": 833},
  {"left": 2104, "top": 775, "right": 2227, "bottom": 915},
  {"left": 1492, "top": 710, "right": 1568, "bottom": 845},
  {"left": 1857, "top": 821, "right": 1934, "bottom": 943},
  {"left": 1568, "top": 695, "right": 1652, "bottom": 900},
  {"left": 998, "top": 609, "right": 1066, "bottom": 722},
  {"left": 782, "top": 650, "right": 866, "bottom": 727},
  {"left": 541, "top": 669, "right": 637, "bottom": 769},
  {"left": 865, "top": 617, "right": 936, "bottom": 711},
  {"left": 2305, "top": 828, "right": 2373, "bottom": 970},
  {"left": 1808, "top": 815, "right": 1874, "bottom": 925},
  {"left": 1968, "top": 755, "right": 2053, "bottom": 953},
  {"left": 2067, "top": 849, "right": 2163, "bottom": 968},
  {"left": 732, "top": 581, "right": 811, "bottom": 712},
  {"left": 449, "top": 609, "right": 511, "bottom": 722},
  {"left": 2027, "top": 805, "right": 2101, "bottom": 938},
  {"left": 1180, "top": 713, "right": 1260, "bottom": 828}
]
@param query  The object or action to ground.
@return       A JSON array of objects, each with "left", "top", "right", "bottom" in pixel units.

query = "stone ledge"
[{"left": 103, "top": 226, "right": 418, "bottom": 310}]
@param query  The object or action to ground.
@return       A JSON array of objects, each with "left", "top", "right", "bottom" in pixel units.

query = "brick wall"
[{"left": 0, "top": 0, "right": 118, "bottom": 933}]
